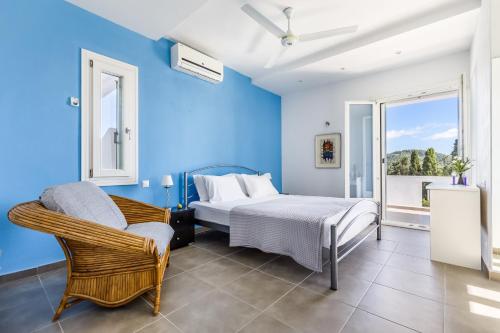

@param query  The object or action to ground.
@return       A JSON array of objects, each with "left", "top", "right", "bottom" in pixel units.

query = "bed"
[{"left": 183, "top": 165, "right": 381, "bottom": 290}]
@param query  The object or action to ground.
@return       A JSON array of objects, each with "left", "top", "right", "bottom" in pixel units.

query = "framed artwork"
[{"left": 315, "top": 133, "right": 341, "bottom": 168}]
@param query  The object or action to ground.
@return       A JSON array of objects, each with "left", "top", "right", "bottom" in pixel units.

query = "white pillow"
[
  {"left": 241, "top": 174, "right": 279, "bottom": 198},
  {"left": 193, "top": 175, "right": 209, "bottom": 201},
  {"left": 228, "top": 173, "right": 272, "bottom": 196},
  {"left": 203, "top": 175, "right": 248, "bottom": 203},
  {"left": 223, "top": 173, "right": 248, "bottom": 195}
]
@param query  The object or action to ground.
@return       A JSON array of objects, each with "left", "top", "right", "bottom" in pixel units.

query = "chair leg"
[
  {"left": 153, "top": 283, "right": 162, "bottom": 315},
  {"left": 53, "top": 294, "right": 69, "bottom": 321}
]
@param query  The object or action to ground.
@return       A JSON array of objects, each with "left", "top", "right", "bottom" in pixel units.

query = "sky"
[{"left": 386, "top": 96, "right": 459, "bottom": 154}]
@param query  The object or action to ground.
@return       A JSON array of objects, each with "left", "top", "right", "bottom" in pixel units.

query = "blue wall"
[{"left": 0, "top": 0, "right": 281, "bottom": 275}]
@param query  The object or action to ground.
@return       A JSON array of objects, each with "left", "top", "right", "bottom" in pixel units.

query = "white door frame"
[
  {"left": 344, "top": 101, "right": 381, "bottom": 202},
  {"left": 378, "top": 80, "right": 467, "bottom": 228}
]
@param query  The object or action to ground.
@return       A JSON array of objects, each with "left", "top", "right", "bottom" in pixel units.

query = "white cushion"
[
  {"left": 241, "top": 174, "right": 279, "bottom": 199},
  {"left": 203, "top": 175, "right": 248, "bottom": 203},
  {"left": 193, "top": 175, "right": 209, "bottom": 201},
  {"left": 40, "top": 181, "right": 128, "bottom": 230},
  {"left": 126, "top": 222, "right": 174, "bottom": 256}
]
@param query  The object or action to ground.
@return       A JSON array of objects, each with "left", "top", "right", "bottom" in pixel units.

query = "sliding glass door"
[{"left": 345, "top": 102, "right": 380, "bottom": 201}]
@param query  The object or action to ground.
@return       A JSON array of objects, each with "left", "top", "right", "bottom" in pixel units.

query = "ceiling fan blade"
[
  {"left": 265, "top": 47, "right": 287, "bottom": 69},
  {"left": 298, "top": 25, "right": 358, "bottom": 42},
  {"left": 241, "top": 4, "right": 286, "bottom": 38}
]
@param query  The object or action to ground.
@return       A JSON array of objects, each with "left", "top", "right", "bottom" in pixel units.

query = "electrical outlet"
[{"left": 142, "top": 180, "right": 150, "bottom": 188}]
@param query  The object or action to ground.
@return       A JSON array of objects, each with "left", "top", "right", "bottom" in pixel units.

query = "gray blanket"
[{"left": 229, "top": 195, "right": 355, "bottom": 272}]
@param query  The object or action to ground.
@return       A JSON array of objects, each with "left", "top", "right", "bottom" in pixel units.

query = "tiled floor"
[{"left": 2, "top": 226, "right": 500, "bottom": 333}]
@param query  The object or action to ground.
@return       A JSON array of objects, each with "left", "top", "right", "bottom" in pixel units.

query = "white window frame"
[{"left": 81, "top": 49, "right": 139, "bottom": 186}]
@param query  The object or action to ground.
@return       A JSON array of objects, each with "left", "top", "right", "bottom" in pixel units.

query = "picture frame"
[{"left": 315, "top": 133, "right": 341, "bottom": 168}]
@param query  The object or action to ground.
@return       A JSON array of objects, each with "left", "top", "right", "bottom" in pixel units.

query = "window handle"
[{"left": 125, "top": 127, "right": 131, "bottom": 140}]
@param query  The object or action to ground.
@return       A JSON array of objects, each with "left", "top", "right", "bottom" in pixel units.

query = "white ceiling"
[{"left": 67, "top": 0, "right": 480, "bottom": 95}]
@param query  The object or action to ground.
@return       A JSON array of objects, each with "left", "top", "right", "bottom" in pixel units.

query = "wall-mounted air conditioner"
[{"left": 171, "top": 43, "right": 223, "bottom": 84}]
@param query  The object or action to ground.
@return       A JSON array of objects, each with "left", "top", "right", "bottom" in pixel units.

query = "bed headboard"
[{"left": 183, "top": 165, "right": 260, "bottom": 206}]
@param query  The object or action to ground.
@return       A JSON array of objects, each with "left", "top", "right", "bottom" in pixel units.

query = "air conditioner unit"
[{"left": 171, "top": 43, "right": 223, "bottom": 84}]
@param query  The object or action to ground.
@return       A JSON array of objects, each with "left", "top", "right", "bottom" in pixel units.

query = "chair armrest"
[
  {"left": 110, "top": 195, "right": 170, "bottom": 225},
  {"left": 8, "top": 201, "right": 158, "bottom": 255}
]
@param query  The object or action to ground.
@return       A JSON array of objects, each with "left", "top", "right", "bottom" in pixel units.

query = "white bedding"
[{"left": 189, "top": 194, "right": 377, "bottom": 247}]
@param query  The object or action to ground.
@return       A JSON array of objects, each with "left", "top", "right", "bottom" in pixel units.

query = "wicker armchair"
[{"left": 8, "top": 195, "right": 171, "bottom": 320}]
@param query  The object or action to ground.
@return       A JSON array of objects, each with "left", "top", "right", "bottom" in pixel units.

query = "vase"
[{"left": 458, "top": 174, "right": 464, "bottom": 185}]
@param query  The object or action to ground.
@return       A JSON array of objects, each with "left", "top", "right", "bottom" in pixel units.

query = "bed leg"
[
  {"left": 330, "top": 224, "right": 338, "bottom": 290},
  {"left": 377, "top": 205, "right": 382, "bottom": 241}
]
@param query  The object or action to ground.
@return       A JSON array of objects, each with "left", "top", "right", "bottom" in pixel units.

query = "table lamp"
[{"left": 161, "top": 174, "right": 174, "bottom": 209}]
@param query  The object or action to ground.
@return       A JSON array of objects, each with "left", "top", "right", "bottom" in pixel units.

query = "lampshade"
[{"left": 161, "top": 174, "right": 173, "bottom": 187}]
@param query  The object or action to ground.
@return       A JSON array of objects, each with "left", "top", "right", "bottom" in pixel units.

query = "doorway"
[{"left": 380, "top": 91, "right": 462, "bottom": 230}]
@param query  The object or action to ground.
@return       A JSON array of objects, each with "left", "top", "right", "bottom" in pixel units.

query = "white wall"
[
  {"left": 282, "top": 51, "right": 470, "bottom": 197},
  {"left": 386, "top": 176, "right": 449, "bottom": 208},
  {"left": 470, "top": 0, "right": 494, "bottom": 270},
  {"left": 489, "top": 0, "right": 500, "bottom": 255}
]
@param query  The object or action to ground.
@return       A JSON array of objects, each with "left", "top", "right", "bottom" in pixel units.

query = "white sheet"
[{"left": 189, "top": 194, "right": 377, "bottom": 247}]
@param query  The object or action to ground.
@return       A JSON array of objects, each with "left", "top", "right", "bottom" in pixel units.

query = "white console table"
[{"left": 426, "top": 183, "right": 481, "bottom": 270}]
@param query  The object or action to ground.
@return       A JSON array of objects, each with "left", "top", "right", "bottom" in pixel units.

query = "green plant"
[
  {"left": 451, "top": 157, "right": 473, "bottom": 175},
  {"left": 409, "top": 150, "right": 422, "bottom": 175},
  {"left": 422, "top": 198, "right": 430, "bottom": 207},
  {"left": 422, "top": 148, "right": 438, "bottom": 176}
]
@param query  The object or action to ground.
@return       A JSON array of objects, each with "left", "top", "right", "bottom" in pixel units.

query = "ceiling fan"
[{"left": 241, "top": 4, "right": 358, "bottom": 68}]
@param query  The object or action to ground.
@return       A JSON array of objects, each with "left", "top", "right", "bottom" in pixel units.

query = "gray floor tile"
[
  {"left": 33, "top": 323, "right": 63, "bottom": 333},
  {"left": 223, "top": 270, "right": 294, "bottom": 310},
  {"left": 300, "top": 267, "right": 371, "bottom": 307},
  {"left": 382, "top": 227, "right": 430, "bottom": 245},
  {"left": 259, "top": 256, "right": 313, "bottom": 284},
  {"left": 188, "top": 257, "right": 252, "bottom": 287},
  {"left": 0, "top": 290, "right": 54, "bottom": 333},
  {"left": 386, "top": 252, "right": 444, "bottom": 278},
  {"left": 360, "top": 238, "right": 399, "bottom": 252},
  {"left": 154, "top": 271, "right": 215, "bottom": 315},
  {"left": 164, "top": 263, "right": 184, "bottom": 280},
  {"left": 0, "top": 275, "right": 43, "bottom": 311},
  {"left": 227, "top": 248, "right": 279, "bottom": 268},
  {"left": 136, "top": 317, "right": 182, "bottom": 333},
  {"left": 169, "top": 246, "right": 220, "bottom": 271},
  {"left": 60, "top": 298, "right": 156, "bottom": 333},
  {"left": 39, "top": 268, "right": 95, "bottom": 320},
  {"left": 267, "top": 286, "right": 355, "bottom": 333},
  {"left": 444, "top": 264, "right": 500, "bottom": 311},
  {"left": 239, "top": 313, "right": 297, "bottom": 333},
  {"left": 444, "top": 303, "right": 500, "bottom": 333},
  {"left": 349, "top": 245, "right": 393, "bottom": 265},
  {"left": 169, "top": 244, "right": 196, "bottom": 257},
  {"left": 167, "top": 290, "right": 259, "bottom": 333},
  {"left": 359, "top": 284, "right": 443, "bottom": 333},
  {"left": 375, "top": 265, "right": 444, "bottom": 302},
  {"left": 341, "top": 309, "right": 415, "bottom": 333},
  {"left": 338, "top": 255, "right": 383, "bottom": 282},
  {"left": 194, "top": 231, "right": 241, "bottom": 255},
  {"left": 395, "top": 242, "right": 430, "bottom": 259}
]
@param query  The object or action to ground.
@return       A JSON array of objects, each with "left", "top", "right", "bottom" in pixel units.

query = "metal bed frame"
[{"left": 183, "top": 165, "right": 381, "bottom": 290}]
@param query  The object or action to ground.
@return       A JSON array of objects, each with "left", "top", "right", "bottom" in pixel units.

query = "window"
[{"left": 81, "top": 49, "right": 138, "bottom": 186}]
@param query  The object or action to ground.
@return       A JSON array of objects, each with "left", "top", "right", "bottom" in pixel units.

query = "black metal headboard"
[{"left": 183, "top": 164, "right": 260, "bottom": 206}]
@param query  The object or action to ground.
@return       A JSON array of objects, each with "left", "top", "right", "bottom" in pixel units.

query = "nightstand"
[{"left": 169, "top": 208, "right": 195, "bottom": 250}]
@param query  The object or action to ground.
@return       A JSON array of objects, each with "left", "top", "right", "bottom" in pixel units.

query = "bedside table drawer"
[
  {"left": 169, "top": 208, "right": 195, "bottom": 250},
  {"left": 170, "top": 227, "right": 194, "bottom": 250},
  {"left": 171, "top": 216, "right": 190, "bottom": 228}
]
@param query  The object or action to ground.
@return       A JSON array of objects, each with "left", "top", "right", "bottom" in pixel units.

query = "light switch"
[
  {"left": 142, "top": 180, "right": 150, "bottom": 188},
  {"left": 69, "top": 97, "right": 80, "bottom": 107}
]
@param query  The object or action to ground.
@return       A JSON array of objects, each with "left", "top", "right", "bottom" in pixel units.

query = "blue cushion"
[
  {"left": 40, "top": 181, "right": 128, "bottom": 230},
  {"left": 125, "top": 222, "right": 174, "bottom": 256}
]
